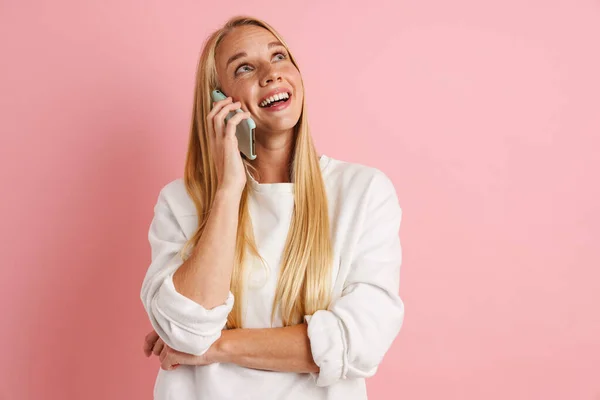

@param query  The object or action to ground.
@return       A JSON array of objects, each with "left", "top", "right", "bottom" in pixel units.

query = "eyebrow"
[{"left": 226, "top": 41, "right": 285, "bottom": 68}]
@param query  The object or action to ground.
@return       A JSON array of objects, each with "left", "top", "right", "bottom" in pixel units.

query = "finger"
[
  {"left": 152, "top": 339, "right": 165, "bottom": 356},
  {"left": 210, "top": 101, "right": 240, "bottom": 157},
  {"left": 207, "top": 98, "right": 235, "bottom": 136},
  {"left": 162, "top": 362, "right": 178, "bottom": 371},
  {"left": 145, "top": 330, "right": 159, "bottom": 343},
  {"left": 164, "top": 360, "right": 179, "bottom": 371},
  {"left": 224, "top": 111, "right": 252, "bottom": 138},
  {"left": 206, "top": 96, "right": 233, "bottom": 120},
  {"left": 213, "top": 101, "right": 242, "bottom": 137},
  {"left": 206, "top": 97, "right": 233, "bottom": 147},
  {"left": 160, "top": 350, "right": 177, "bottom": 371},
  {"left": 143, "top": 331, "right": 159, "bottom": 357},
  {"left": 213, "top": 101, "right": 242, "bottom": 136},
  {"left": 143, "top": 340, "right": 152, "bottom": 357},
  {"left": 159, "top": 344, "right": 167, "bottom": 361}
]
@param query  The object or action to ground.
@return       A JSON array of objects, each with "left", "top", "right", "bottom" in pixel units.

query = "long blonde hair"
[{"left": 179, "top": 16, "right": 332, "bottom": 328}]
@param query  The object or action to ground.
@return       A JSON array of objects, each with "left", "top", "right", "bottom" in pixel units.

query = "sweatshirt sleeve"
[
  {"left": 304, "top": 171, "right": 405, "bottom": 387},
  {"left": 140, "top": 187, "right": 234, "bottom": 356}
]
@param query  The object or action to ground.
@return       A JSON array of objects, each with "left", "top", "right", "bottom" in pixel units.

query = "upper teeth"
[{"left": 260, "top": 92, "right": 289, "bottom": 107}]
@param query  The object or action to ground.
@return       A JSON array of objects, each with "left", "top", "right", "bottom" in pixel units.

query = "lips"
[
  {"left": 260, "top": 93, "right": 292, "bottom": 109},
  {"left": 258, "top": 87, "right": 292, "bottom": 107},
  {"left": 260, "top": 94, "right": 291, "bottom": 111}
]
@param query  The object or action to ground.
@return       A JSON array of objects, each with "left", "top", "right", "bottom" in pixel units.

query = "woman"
[{"left": 140, "top": 15, "right": 404, "bottom": 400}]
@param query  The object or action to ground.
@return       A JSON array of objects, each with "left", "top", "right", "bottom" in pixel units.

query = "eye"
[
  {"left": 273, "top": 51, "right": 287, "bottom": 61},
  {"left": 234, "top": 51, "right": 288, "bottom": 76},
  {"left": 234, "top": 64, "right": 253, "bottom": 75}
]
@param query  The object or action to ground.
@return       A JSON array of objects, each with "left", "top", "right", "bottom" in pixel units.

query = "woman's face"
[{"left": 215, "top": 25, "right": 303, "bottom": 134}]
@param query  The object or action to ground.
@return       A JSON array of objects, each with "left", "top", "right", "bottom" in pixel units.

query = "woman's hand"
[
  {"left": 206, "top": 96, "right": 251, "bottom": 195},
  {"left": 143, "top": 330, "right": 162, "bottom": 358},
  {"left": 158, "top": 342, "right": 212, "bottom": 371},
  {"left": 143, "top": 330, "right": 215, "bottom": 370}
]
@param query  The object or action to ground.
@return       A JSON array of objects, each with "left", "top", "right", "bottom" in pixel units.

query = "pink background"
[{"left": 1, "top": 1, "right": 599, "bottom": 399}]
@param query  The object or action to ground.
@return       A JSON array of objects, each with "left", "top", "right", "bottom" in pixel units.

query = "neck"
[{"left": 250, "top": 128, "right": 295, "bottom": 184}]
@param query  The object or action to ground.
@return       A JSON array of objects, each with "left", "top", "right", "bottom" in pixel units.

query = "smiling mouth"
[{"left": 259, "top": 92, "right": 291, "bottom": 108}]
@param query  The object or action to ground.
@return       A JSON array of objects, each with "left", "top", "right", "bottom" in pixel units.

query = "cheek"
[
  {"left": 288, "top": 68, "right": 302, "bottom": 87},
  {"left": 230, "top": 82, "right": 254, "bottom": 103},
  {"left": 292, "top": 79, "right": 304, "bottom": 104},
  {"left": 287, "top": 71, "right": 303, "bottom": 98}
]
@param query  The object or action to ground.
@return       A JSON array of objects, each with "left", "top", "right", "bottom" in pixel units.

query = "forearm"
[
  {"left": 214, "top": 324, "right": 319, "bottom": 373},
  {"left": 172, "top": 188, "right": 241, "bottom": 308}
]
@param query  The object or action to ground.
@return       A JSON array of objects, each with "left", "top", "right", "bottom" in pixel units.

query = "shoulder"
[
  {"left": 322, "top": 155, "right": 399, "bottom": 203},
  {"left": 154, "top": 178, "right": 197, "bottom": 217}
]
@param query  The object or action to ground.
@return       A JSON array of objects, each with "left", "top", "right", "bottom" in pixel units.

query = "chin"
[
  {"left": 256, "top": 108, "right": 302, "bottom": 133},
  {"left": 260, "top": 117, "right": 298, "bottom": 132},
  {"left": 272, "top": 106, "right": 302, "bottom": 130}
]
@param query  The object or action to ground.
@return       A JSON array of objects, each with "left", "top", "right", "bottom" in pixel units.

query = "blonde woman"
[{"left": 140, "top": 15, "right": 404, "bottom": 400}]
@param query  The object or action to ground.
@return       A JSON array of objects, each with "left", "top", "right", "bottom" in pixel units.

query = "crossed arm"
[
  {"left": 144, "top": 323, "right": 319, "bottom": 373},
  {"left": 141, "top": 172, "right": 404, "bottom": 384}
]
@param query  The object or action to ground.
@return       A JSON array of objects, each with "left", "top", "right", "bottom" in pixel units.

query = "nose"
[{"left": 260, "top": 65, "right": 282, "bottom": 86}]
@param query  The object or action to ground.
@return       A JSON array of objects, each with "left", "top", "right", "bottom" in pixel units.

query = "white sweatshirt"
[{"left": 140, "top": 154, "right": 404, "bottom": 400}]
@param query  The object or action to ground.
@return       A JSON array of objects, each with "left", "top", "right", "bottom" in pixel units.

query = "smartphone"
[{"left": 210, "top": 89, "right": 257, "bottom": 160}]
